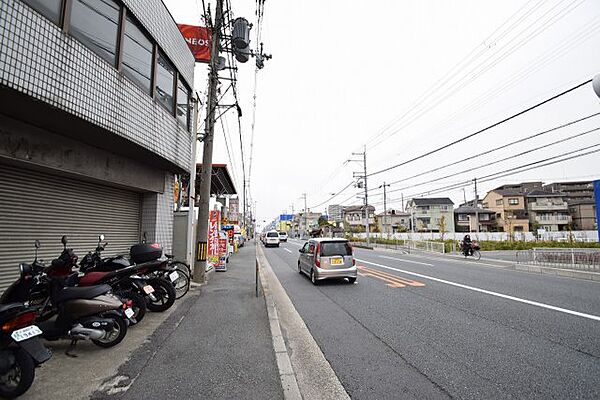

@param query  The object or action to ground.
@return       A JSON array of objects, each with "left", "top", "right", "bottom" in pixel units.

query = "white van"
[{"left": 265, "top": 231, "right": 280, "bottom": 247}]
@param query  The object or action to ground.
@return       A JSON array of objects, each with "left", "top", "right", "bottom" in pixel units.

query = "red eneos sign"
[{"left": 178, "top": 24, "right": 211, "bottom": 63}]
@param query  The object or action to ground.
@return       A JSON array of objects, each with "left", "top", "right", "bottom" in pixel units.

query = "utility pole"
[
  {"left": 193, "top": 0, "right": 223, "bottom": 284},
  {"left": 380, "top": 182, "right": 390, "bottom": 239},
  {"left": 350, "top": 146, "right": 369, "bottom": 245},
  {"left": 473, "top": 178, "right": 479, "bottom": 233},
  {"left": 401, "top": 193, "right": 404, "bottom": 212},
  {"left": 302, "top": 193, "right": 307, "bottom": 238}
]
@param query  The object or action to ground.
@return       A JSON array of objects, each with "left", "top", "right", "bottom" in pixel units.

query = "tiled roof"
[{"left": 411, "top": 198, "right": 454, "bottom": 206}]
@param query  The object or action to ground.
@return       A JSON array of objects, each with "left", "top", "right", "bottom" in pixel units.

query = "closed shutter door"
[{"left": 0, "top": 164, "right": 142, "bottom": 293}]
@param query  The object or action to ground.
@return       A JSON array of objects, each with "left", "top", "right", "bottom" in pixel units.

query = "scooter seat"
[
  {"left": 54, "top": 284, "right": 112, "bottom": 303},
  {"left": 0, "top": 302, "right": 25, "bottom": 314}
]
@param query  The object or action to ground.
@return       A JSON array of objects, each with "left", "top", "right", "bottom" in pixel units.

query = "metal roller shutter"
[{"left": 0, "top": 164, "right": 142, "bottom": 293}]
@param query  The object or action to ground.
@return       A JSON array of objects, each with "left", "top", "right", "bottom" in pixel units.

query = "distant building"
[
  {"left": 525, "top": 190, "right": 570, "bottom": 232},
  {"left": 568, "top": 200, "right": 597, "bottom": 230},
  {"left": 405, "top": 198, "right": 455, "bottom": 233},
  {"left": 454, "top": 206, "right": 496, "bottom": 233},
  {"left": 482, "top": 189, "right": 529, "bottom": 232},
  {"left": 328, "top": 204, "right": 344, "bottom": 222},
  {"left": 342, "top": 205, "right": 376, "bottom": 232},
  {"left": 377, "top": 210, "right": 410, "bottom": 234},
  {"left": 543, "top": 181, "right": 596, "bottom": 230}
]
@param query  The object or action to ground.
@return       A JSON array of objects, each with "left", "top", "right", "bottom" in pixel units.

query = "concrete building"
[
  {"left": 295, "top": 212, "right": 321, "bottom": 237},
  {"left": 328, "top": 204, "right": 344, "bottom": 222},
  {"left": 405, "top": 198, "right": 455, "bottom": 233},
  {"left": 0, "top": 0, "right": 194, "bottom": 292},
  {"left": 342, "top": 205, "right": 376, "bottom": 232},
  {"left": 454, "top": 206, "right": 496, "bottom": 233},
  {"left": 525, "top": 190, "right": 571, "bottom": 231},
  {"left": 377, "top": 210, "right": 410, "bottom": 234},
  {"left": 482, "top": 190, "right": 529, "bottom": 232},
  {"left": 543, "top": 181, "right": 596, "bottom": 230}
]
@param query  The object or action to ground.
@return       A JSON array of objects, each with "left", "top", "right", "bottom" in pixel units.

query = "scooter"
[{"left": 0, "top": 301, "right": 51, "bottom": 398}]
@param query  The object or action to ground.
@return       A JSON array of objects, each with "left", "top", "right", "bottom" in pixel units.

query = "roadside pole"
[
  {"left": 473, "top": 177, "right": 479, "bottom": 233},
  {"left": 187, "top": 95, "right": 199, "bottom": 266},
  {"left": 193, "top": 0, "right": 223, "bottom": 284},
  {"left": 363, "top": 146, "right": 370, "bottom": 246}
]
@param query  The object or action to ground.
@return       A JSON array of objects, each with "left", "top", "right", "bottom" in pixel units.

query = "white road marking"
[
  {"left": 355, "top": 258, "right": 600, "bottom": 322},
  {"left": 378, "top": 255, "right": 433, "bottom": 266},
  {"left": 284, "top": 248, "right": 292, "bottom": 254}
]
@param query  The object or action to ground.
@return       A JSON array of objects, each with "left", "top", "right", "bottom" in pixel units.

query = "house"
[
  {"left": 405, "top": 198, "right": 455, "bottom": 233},
  {"left": 327, "top": 204, "right": 344, "bottom": 222},
  {"left": 293, "top": 212, "right": 322, "bottom": 237},
  {"left": 342, "top": 205, "right": 376, "bottom": 232},
  {"left": 482, "top": 189, "right": 529, "bottom": 232},
  {"left": 525, "top": 190, "right": 571, "bottom": 231},
  {"left": 543, "top": 181, "right": 596, "bottom": 230},
  {"left": 454, "top": 206, "right": 496, "bottom": 233},
  {"left": 377, "top": 209, "right": 411, "bottom": 234}
]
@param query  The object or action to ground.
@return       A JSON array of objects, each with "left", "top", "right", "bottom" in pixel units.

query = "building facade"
[
  {"left": 525, "top": 190, "right": 571, "bottom": 231},
  {"left": 0, "top": 0, "right": 195, "bottom": 292},
  {"left": 543, "top": 181, "right": 596, "bottom": 230},
  {"left": 377, "top": 210, "right": 410, "bottom": 234},
  {"left": 342, "top": 205, "right": 376, "bottom": 232},
  {"left": 568, "top": 200, "right": 596, "bottom": 230},
  {"left": 405, "top": 198, "right": 455, "bottom": 233},
  {"left": 328, "top": 204, "right": 344, "bottom": 222},
  {"left": 454, "top": 206, "right": 496, "bottom": 233}
]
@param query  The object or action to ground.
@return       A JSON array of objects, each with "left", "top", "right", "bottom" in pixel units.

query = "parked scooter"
[
  {"left": 1, "top": 239, "right": 134, "bottom": 354},
  {"left": 0, "top": 301, "right": 51, "bottom": 398},
  {"left": 79, "top": 236, "right": 176, "bottom": 312}
]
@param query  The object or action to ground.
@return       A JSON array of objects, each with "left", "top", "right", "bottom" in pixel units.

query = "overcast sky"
[{"left": 164, "top": 0, "right": 600, "bottom": 227}]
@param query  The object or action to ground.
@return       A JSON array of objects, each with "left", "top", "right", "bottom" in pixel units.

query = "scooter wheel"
[
  {"left": 118, "top": 290, "right": 146, "bottom": 325},
  {"left": 0, "top": 348, "right": 35, "bottom": 399},
  {"left": 146, "top": 278, "right": 176, "bottom": 312},
  {"left": 91, "top": 313, "right": 128, "bottom": 348}
]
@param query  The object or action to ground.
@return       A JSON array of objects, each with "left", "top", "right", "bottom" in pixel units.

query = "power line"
[{"left": 368, "top": 78, "right": 593, "bottom": 177}]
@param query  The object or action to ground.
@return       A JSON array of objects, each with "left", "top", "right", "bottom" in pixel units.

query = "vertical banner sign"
[
  {"left": 217, "top": 238, "right": 228, "bottom": 271},
  {"left": 594, "top": 180, "right": 600, "bottom": 243},
  {"left": 207, "top": 210, "right": 221, "bottom": 270},
  {"left": 229, "top": 198, "right": 239, "bottom": 224},
  {"left": 177, "top": 24, "right": 212, "bottom": 63}
]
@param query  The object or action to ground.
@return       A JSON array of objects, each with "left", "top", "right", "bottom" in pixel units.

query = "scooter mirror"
[
  {"left": 34, "top": 239, "right": 40, "bottom": 249},
  {"left": 99, "top": 234, "right": 105, "bottom": 242},
  {"left": 61, "top": 235, "right": 68, "bottom": 246}
]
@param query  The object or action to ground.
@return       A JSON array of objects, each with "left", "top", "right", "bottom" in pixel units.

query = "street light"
[{"left": 594, "top": 73, "right": 600, "bottom": 99}]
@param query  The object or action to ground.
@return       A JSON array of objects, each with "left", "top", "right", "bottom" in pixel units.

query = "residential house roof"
[
  {"left": 410, "top": 198, "right": 454, "bottom": 206},
  {"left": 454, "top": 206, "right": 495, "bottom": 214},
  {"left": 525, "top": 189, "right": 565, "bottom": 197},
  {"left": 343, "top": 205, "right": 375, "bottom": 212},
  {"left": 492, "top": 189, "right": 524, "bottom": 197}
]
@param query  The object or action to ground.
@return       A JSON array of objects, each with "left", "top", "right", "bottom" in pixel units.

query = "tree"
[
  {"left": 438, "top": 215, "right": 447, "bottom": 241},
  {"left": 318, "top": 216, "right": 328, "bottom": 226}
]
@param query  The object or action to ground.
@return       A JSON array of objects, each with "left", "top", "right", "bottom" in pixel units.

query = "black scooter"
[{"left": 0, "top": 291, "right": 51, "bottom": 399}]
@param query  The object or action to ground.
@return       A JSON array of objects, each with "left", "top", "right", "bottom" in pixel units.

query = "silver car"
[{"left": 297, "top": 238, "right": 357, "bottom": 285}]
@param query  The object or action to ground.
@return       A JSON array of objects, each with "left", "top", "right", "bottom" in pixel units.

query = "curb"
[
  {"left": 514, "top": 264, "right": 600, "bottom": 281},
  {"left": 257, "top": 245, "right": 350, "bottom": 400}
]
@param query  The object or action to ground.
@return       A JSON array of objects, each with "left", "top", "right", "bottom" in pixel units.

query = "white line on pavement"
[
  {"left": 355, "top": 258, "right": 600, "bottom": 322},
  {"left": 378, "top": 255, "right": 433, "bottom": 266},
  {"left": 284, "top": 248, "right": 292, "bottom": 254}
]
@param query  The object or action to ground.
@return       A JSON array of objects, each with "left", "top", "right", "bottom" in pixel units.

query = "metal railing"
[
  {"left": 516, "top": 248, "right": 600, "bottom": 272},
  {"left": 404, "top": 240, "right": 445, "bottom": 254}
]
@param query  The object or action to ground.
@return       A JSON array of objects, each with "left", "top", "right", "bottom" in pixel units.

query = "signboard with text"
[
  {"left": 207, "top": 210, "right": 220, "bottom": 269},
  {"left": 177, "top": 24, "right": 211, "bottom": 63},
  {"left": 216, "top": 238, "right": 228, "bottom": 271},
  {"left": 594, "top": 180, "right": 600, "bottom": 242}
]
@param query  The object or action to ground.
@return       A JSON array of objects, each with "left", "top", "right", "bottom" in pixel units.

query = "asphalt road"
[{"left": 263, "top": 239, "right": 600, "bottom": 400}]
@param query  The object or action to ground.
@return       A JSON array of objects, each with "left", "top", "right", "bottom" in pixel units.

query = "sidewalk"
[{"left": 92, "top": 243, "right": 283, "bottom": 400}]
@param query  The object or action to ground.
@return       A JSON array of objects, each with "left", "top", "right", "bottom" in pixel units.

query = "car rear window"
[
  {"left": 267, "top": 232, "right": 279, "bottom": 237},
  {"left": 278, "top": 232, "right": 286, "bottom": 235},
  {"left": 320, "top": 242, "right": 352, "bottom": 256}
]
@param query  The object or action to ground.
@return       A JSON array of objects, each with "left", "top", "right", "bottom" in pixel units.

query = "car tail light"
[
  {"left": 352, "top": 258, "right": 356, "bottom": 266},
  {"left": 1, "top": 311, "right": 37, "bottom": 332},
  {"left": 122, "top": 300, "right": 133, "bottom": 309},
  {"left": 315, "top": 243, "right": 321, "bottom": 267}
]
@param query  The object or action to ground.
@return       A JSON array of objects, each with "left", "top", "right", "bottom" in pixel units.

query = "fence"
[
  {"left": 516, "top": 248, "right": 600, "bottom": 272},
  {"left": 352, "top": 231, "right": 599, "bottom": 242}
]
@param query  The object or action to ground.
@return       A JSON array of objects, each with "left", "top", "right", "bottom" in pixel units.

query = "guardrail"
[
  {"left": 516, "top": 248, "right": 600, "bottom": 272},
  {"left": 404, "top": 240, "right": 445, "bottom": 254}
]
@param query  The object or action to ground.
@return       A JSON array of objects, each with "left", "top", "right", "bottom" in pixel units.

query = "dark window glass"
[
  {"left": 320, "top": 242, "right": 352, "bottom": 257},
  {"left": 22, "top": 0, "right": 62, "bottom": 25},
  {"left": 266, "top": 232, "right": 278, "bottom": 237},
  {"left": 176, "top": 77, "right": 190, "bottom": 130},
  {"left": 70, "top": 0, "right": 120, "bottom": 65},
  {"left": 122, "top": 14, "right": 153, "bottom": 93},
  {"left": 155, "top": 50, "right": 175, "bottom": 113}
]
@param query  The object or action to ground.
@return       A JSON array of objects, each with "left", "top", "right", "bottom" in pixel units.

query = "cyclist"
[{"left": 462, "top": 234, "right": 472, "bottom": 256}]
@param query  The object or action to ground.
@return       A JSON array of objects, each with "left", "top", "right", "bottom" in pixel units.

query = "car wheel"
[
  {"left": 310, "top": 269, "right": 318, "bottom": 285},
  {"left": 347, "top": 277, "right": 357, "bottom": 284}
]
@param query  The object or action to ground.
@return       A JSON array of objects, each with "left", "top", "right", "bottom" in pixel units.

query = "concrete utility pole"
[
  {"left": 380, "top": 182, "right": 390, "bottom": 239},
  {"left": 302, "top": 193, "right": 307, "bottom": 238},
  {"left": 193, "top": 0, "right": 224, "bottom": 284},
  {"left": 351, "top": 146, "right": 370, "bottom": 245},
  {"left": 473, "top": 178, "right": 479, "bottom": 233}
]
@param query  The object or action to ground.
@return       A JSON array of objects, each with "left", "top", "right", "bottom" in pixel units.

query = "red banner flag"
[{"left": 178, "top": 24, "right": 211, "bottom": 63}]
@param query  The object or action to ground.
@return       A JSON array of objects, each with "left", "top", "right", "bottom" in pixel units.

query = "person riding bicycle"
[{"left": 462, "top": 234, "right": 472, "bottom": 256}]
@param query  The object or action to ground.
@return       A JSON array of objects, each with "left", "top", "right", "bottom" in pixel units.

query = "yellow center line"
[{"left": 358, "top": 265, "right": 425, "bottom": 288}]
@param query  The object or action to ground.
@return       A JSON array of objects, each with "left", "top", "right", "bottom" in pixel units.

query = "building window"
[
  {"left": 70, "top": 0, "right": 121, "bottom": 66},
  {"left": 496, "top": 199, "right": 503, "bottom": 206},
  {"left": 155, "top": 50, "right": 175, "bottom": 113},
  {"left": 176, "top": 76, "right": 191, "bottom": 130},
  {"left": 479, "top": 214, "right": 490, "bottom": 221},
  {"left": 508, "top": 198, "right": 519, "bottom": 205},
  {"left": 458, "top": 214, "right": 469, "bottom": 221},
  {"left": 121, "top": 13, "right": 153, "bottom": 94},
  {"left": 22, "top": 0, "right": 63, "bottom": 25}
]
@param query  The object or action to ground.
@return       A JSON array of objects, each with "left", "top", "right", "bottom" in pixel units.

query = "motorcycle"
[
  {"left": 0, "top": 301, "right": 52, "bottom": 398},
  {"left": 460, "top": 239, "right": 481, "bottom": 260},
  {"left": 1, "top": 239, "right": 134, "bottom": 354},
  {"left": 79, "top": 236, "right": 176, "bottom": 312}
]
